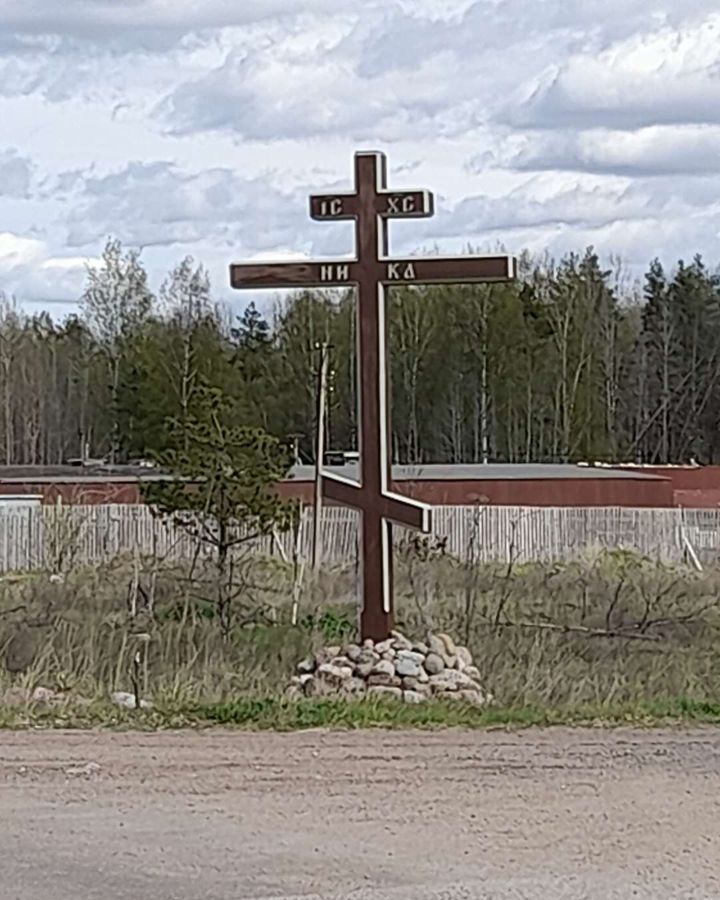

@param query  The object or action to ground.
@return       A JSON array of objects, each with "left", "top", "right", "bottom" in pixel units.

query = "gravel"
[{"left": 1, "top": 728, "right": 719, "bottom": 899}]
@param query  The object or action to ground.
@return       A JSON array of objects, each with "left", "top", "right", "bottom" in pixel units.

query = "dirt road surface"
[{"left": 1, "top": 727, "right": 719, "bottom": 899}]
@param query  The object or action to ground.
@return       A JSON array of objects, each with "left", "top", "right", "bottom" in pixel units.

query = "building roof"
[
  {"left": 0, "top": 464, "right": 168, "bottom": 483},
  {"left": 0, "top": 461, "right": 668, "bottom": 484},
  {"left": 289, "top": 463, "right": 668, "bottom": 482}
]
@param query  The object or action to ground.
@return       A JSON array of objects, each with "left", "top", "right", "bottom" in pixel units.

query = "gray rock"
[
  {"left": 371, "top": 658, "right": 396, "bottom": 678},
  {"left": 297, "top": 656, "right": 316, "bottom": 675},
  {"left": 325, "top": 645, "right": 342, "bottom": 659},
  {"left": 367, "top": 685, "right": 402, "bottom": 701},
  {"left": 374, "top": 638, "right": 394, "bottom": 654},
  {"left": 390, "top": 630, "right": 413, "bottom": 651},
  {"left": 344, "top": 644, "right": 363, "bottom": 662},
  {"left": 397, "top": 649, "right": 426, "bottom": 665},
  {"left": 329, "top": 655, "right": 353, "bottom": 669},
  {"left": 403, "top": 690, "right": 427, "bottom": 704},
  {"left": 463, "top": 665, "right": 482, "bottom": 681},
  {"left": 428, "top": 669, "right": 473, "bottom": 693},
  {"left": 412, "top": 641, "right": 429, "bottom": 655},
  {"left": 442, "top": 654, "right": 459, "bottom": 670},
  {"left": 423, "top": 652, "right": 445, "bottom": 675},
  {"left": 317, "top": 663, "right": 354, "bottom": 685},
  {"left": 436, "top": 633, "right": 457, "bottom": 657},
  {"left": 31, "top": 686, "right": 64, "bottom": 704},
  {"left": 354, "top": 661, "right": 375, "bottom": 678},
  {"left": 381, "top": 648, "right": 397, "bottom": 660},
  {"left": 427, "top": 634, "right": 446, "bottom": 656},
  {"left": 455, "top": 646, "right": 473, "bottom": 669},
  {"left": 308, "top": 675, "right": 360, "bottom": 697},
  {"left": 401, "top": 678, "right": 431, "bottom": 695},
  {"left": 356, "top": 648, "right": 380, "bottom": 666},
  {"left": 395, "top": 657, "right": 422, "bottom": 678},
  {"left": 367, "top": 673, "right": 402, "bottom": 688},
  {"left": 342, "top": 677, "right": 367, "bottom": 695},
  {"left": 285, "top": 685, "right": 304, "bottom": 700},
  {"left": 111, "top": 691, "right": 152, "bottom": 710},
  {"left": 304, "top": 677, "right": 329, "bottom": 697}
]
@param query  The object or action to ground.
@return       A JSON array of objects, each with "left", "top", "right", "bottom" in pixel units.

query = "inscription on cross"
[{"left": 230, "top": 151, "right": 516, "bottom": 641}]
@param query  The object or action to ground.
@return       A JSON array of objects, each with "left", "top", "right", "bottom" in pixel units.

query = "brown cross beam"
[{"left": 230, "top": 151, "right": 516, "bottom": 641}]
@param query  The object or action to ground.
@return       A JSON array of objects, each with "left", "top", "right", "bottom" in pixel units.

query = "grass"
[
  {"left": 1, "top": 548, "right": 720, "bottom": 730},
  {"left": 1, "top": 695, "right": 719, "bottom": 732}
]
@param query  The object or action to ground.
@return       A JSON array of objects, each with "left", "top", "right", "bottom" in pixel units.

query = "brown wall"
[
  {"left": 0, "top": 474, "right": 674, "bottom": 508},
  {"left": 614, "top": 466, "right": 720, "bottom": 508},
  {"left": 0, "top": 482, "right": 142, "bottom": 504},
  {"left": 280, "top": 476, "right": 674, "bottom": 508}
]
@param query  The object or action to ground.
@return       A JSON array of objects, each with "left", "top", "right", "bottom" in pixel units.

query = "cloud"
[
  {"left": 4, "top": 0, "right": 720, "bottom": 312},
  {"left": 160, "top": 40, "right": 479, "bottom": 142},
  {"left": 159, "top": 2, "right": 720, "bottom": 144},
  {"left": 505, "top": 15, "right": 720, "bottom": 131},
  {"left": 0, "top": 149, "right": 33, "bottom": 197},
  {"left": 419, "top": 172, "right": 720, "bottom": 270},
  {"left": 494, "top": 125, "right": 720, "bottom": 177},
  {"left": 63, "top": 161, "right": 331, "bottom": 254},
  {"left": 0, "top": 232, "right": 95, "bottom": 303},
  {"left": 429, "top": 180, "right": 657, "bottom": 239},
  {"left": 0, "top": 1, "right": 352, "bottom": 51}
]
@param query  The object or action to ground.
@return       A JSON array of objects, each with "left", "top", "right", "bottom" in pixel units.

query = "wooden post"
[{"left": 311, "top": 341, "right": 330, "bottom": 571}]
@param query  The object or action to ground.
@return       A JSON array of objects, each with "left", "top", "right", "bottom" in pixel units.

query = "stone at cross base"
[{"left": 230, "top": 150, "right": 516, "bottom": 641}]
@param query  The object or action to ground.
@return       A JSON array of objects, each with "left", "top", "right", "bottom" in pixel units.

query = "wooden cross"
[{"left": 230, "top": 151, "right": 516, "bottom": 641}]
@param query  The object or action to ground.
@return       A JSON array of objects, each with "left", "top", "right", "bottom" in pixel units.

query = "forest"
[{"left": 1, "top": 238, "right": 719, "bottom": 468}]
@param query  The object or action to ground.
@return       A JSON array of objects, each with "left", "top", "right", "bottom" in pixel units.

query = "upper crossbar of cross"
[
  {"left": 230, "top": 151, "right": 516, "bottom": 640},
  {"left": 230, "top": 152, "right": 514, "bottom": 292}
]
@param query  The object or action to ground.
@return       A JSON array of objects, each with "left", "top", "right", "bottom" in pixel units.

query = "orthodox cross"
[{"left": 230, "top": 151, "right": 516, "bottom": 641}]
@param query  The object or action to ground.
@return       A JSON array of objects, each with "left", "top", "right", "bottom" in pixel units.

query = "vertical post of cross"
[{"left": 353, "top": 152, "right": 394, "bottom": 639}]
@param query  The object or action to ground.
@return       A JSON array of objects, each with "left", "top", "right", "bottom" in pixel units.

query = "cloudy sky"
[{"left": 2, "top": 0, "right": 720, "bottom": 317}]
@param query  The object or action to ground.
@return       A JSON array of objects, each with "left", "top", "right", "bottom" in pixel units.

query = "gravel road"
[{"left": 1, "top": 727, "right": 719, "bottom": 899}]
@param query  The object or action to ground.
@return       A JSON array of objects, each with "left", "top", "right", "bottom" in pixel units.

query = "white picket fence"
[{"left": 0, "top": 503, "right": 718, "bottom": 573}]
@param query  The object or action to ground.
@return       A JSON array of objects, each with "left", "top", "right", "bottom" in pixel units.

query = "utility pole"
[
  {"left": 311, "top": 341, "right": 331, "bottom": 570},
  {"left": 480, "top": 289, "right": 490, "bottom": 465}
]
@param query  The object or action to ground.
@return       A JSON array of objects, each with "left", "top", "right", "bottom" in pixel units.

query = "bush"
[{"left": 1, "top": 551, "right": 719, "bottom": 716}]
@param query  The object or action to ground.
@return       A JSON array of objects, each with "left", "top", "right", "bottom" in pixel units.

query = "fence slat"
[{"left": 0, "top": 503, "right": 716, "bottom": 573}]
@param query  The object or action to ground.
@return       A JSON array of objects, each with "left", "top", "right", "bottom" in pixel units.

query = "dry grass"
[
  {"left": 1, "top": 545, "right": 719, "bottom": 718},
  {"left": 395, "top": 542, "right": 720, "bottom": 708}
]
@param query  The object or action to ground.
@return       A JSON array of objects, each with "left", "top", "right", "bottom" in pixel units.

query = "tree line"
[{"left": 1, "top": 238, "right": 719, "bottom": 468}]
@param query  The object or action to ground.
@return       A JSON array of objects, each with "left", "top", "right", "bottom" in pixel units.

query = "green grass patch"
[
  {"left": 1, "top": 695, "right": 719, "bottom": 731},
  {"left": 189, "top": 696, "right": 720, "bottom": 730}
]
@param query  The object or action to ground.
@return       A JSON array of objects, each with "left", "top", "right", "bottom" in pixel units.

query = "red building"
[
  {"left": 606, "top": 465, "right": 720, "bottom": 508},
  {"left": 0, "top": 462, "right": 675, "bottom": 507},
  {"left": 282, "top": 463, "right": 674, "bottom": 507},
  {"left": 0, "top": 465, "right": 157, "bottom": 505}
]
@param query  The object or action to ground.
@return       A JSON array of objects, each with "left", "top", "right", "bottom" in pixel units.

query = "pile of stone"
[{"left": 288, "top": 631, "right": 490, "bottom": 706}]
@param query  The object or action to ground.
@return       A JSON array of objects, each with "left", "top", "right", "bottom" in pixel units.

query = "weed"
[{"left": 1, "top": 552, "right": 720, "bottom": 724}]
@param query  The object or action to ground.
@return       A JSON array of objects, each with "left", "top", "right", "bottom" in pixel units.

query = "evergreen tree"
[{"left": 142, "top": 385, "right": 295, "bottom": 637}]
